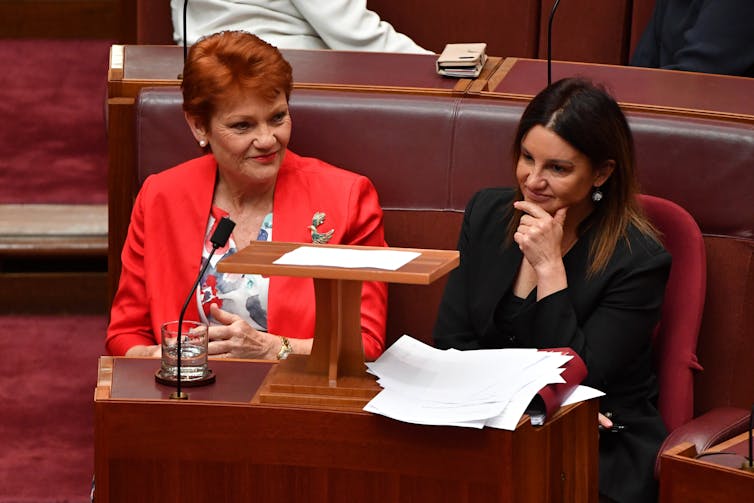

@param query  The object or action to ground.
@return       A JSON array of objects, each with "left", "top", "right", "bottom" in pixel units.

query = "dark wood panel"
[
  {"left": 0, "top": 271, "right": 107, "bottom": 313},
  {"left": 106, "top": 97, "right": 138, "bottom": 304},
  {"left": 538, "top": 0, "right": 632, "bottom": 65},
  {"left": 0, "top": 0, "right": 125, "bottom": 40},
  {"left": 660, "top": 438, "right": 754, "bottom": 503},
  {"left": 367, "top": 0, "right": 540, "bottom": 57},
  {"left": 135, "top": 0, "right": 171, "bottom": 44},
  {"left": 95, "top": 357, "right": 600, "bottom": 502}
]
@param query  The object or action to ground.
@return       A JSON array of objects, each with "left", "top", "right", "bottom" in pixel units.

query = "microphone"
[
  {"left": 547, "top": 0, "right": 563, "bottom": 86},
  {"left": 183, "top": 0, "right": 189, "bottom": 63},
  {"left": 170, "top": 216, "right": 236, "bottom": 400}
]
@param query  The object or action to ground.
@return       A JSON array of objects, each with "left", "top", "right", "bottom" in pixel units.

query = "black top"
[
  {"left": 433, "top": 188, "right": 671, "bottom": 503},
  {"left": 630, "top": 0, "right": 754, "bottom": 77}
]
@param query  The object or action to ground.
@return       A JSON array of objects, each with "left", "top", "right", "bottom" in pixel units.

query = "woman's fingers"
[
  {"left": 513, "top": 200, "right": 548, "bottom": 218},
  {"left": 598, "top": 413, "right": 614, "bottom": 429},
  {"left": 210, "top": 303, "right": 239, "bottom": 324},
  {"left": 208, "top": 339, "right": 232, "bottom": 355}
]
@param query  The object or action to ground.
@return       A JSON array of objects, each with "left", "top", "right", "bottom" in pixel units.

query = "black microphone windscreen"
[{"left": 211, "top": 216, "right": 236, "bottom": 248}]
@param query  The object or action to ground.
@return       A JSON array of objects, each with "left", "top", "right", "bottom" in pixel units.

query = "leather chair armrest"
[{"left": 655, "top": 406, "right": 751, "bottom": 478}]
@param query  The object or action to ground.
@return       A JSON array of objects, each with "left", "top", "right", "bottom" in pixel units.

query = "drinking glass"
[{"left": 158, "top": 320, "right": 209, "bottom": 382}]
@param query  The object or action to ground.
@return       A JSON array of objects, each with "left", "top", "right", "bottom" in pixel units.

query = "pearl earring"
[
  {"left": 199, "top": 139, "right": 207, "bottom": 148},
  {"left": 592, "top": 187, "right": 603, "bottom": 203}
]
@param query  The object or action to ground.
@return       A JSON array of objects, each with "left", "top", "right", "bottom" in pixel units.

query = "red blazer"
[{"left": 107, "top": 151, "right": 388, "bottom": 359}]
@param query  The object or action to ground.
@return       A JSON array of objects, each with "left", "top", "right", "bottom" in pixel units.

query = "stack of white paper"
[{"left": 364, "top": 335, "right": 603, "bottom": 430}]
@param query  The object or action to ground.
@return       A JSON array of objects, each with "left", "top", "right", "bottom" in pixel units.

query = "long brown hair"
[{"left": 507, "top": 78, "right": 658, "bottom": 276}]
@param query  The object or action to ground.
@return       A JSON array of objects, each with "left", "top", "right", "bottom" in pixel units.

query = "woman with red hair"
[{"left": 107, "top": 30, "right": 387, "bottom": 362}]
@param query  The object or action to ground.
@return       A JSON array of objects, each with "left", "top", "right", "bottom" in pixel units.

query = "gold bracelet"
[{"left": 277, "top": 336, "right": 293, "bottom": 360}]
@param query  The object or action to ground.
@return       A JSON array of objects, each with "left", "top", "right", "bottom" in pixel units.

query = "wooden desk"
[
  {"left": 659, "top": 430, "right": 754, "bottom": 502},
  {"left": 94, "top": 356, "right": 599, "bottom": 503},
  {"left": 473, "top": 58, "right": 754, "bottom": 123}
]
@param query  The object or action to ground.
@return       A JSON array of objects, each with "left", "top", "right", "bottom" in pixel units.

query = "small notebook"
[{"left": 436, "top": 43, "right": 487, "bottom": 78}]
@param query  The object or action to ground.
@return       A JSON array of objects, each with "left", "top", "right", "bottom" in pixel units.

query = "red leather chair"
[
  {"left": 639, "top": 194, "right": 706, "bottom": 432},
  {"left": 638, "top": 194, "right": 750, "bottom": 476}
]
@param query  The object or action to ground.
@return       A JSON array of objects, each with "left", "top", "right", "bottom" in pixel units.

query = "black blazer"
[{"left": 433, "top": 188, "right": 671, "bottom": 503}]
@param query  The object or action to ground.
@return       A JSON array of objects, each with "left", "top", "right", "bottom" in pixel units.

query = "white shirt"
[{"left": 171, "top": 0, "right": 433, "bottom": 54}]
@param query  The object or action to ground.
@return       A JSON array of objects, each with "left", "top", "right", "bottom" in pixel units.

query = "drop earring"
[{"left": 592, "top": 187, "right": 603, "bottom": 202}]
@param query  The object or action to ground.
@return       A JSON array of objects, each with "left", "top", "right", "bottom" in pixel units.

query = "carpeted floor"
[
  {"left": 0, "top": 39, "right": 114, "bottom": 503},
  {"left": 0, "top": 39, "right": 112, "bottom": 204},
  {"left": 0, "top": 314, "right": 107, "bottom": 503}
]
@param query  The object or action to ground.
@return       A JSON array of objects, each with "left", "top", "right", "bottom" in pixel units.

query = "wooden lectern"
[{"left": 216, "top": 241, "right": 459, "bottom": 408}]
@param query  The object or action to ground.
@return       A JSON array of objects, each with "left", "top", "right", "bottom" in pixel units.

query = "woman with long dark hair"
[{"left": 434, "top": 78, "right": 670, "bottom": 503}]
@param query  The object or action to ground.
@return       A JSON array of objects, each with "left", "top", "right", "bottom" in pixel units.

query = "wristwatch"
[{"left": 277, "top": 336, "right": 293, "bottom": 360}]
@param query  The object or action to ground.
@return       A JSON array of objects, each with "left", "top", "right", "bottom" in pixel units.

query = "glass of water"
[{"left": 158, "top": 320, "right": 210, "bottom": 383}]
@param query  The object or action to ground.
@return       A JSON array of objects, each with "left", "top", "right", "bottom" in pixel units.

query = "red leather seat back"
[
  {"left": 639, "top": 194, "right": 706, "bottom": 432},
  {"left": 629, "top": 112, "right": 754, "bottom": 239}
]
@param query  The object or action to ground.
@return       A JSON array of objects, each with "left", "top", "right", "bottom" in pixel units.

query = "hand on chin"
[{"left": 522, "top": 198, "right": 561, "bottom": 217}]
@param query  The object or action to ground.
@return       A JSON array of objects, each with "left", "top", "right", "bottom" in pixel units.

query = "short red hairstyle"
[{"left": 181, "top": 30, "right": 293, "bottom": 129}]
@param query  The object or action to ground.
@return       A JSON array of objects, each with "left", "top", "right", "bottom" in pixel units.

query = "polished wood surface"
[
  {"left": 106, "top": 96, "right": 137, "bottom": 303},
  {"left": 102, "top": 356, "right": 274, "bottom": 402},
  {"left": 217, "top": 241, "right": 459, "bottom": 284},
  {"left": 0, "top": 204, "right": 107, "bottom": 255},
  {"left": 659, "top": 430, "right": 754, "bottom": 502},
  {"left": 95, "top": 356, "right": 599, "bottom": 502},
  {"left": 217, "top": 241, "right": 459, "bottom": 407},
  {"left": 110, "top": 44, "right": 479, "bottom": 96},
  {"left": 0, "top": 204, "right": 108, "bottom": 313},
  {"left": 478, "top": 58, "right": 754, "bottom": 123}
]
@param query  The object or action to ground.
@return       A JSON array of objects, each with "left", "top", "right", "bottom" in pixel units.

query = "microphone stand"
[
  {"left": 547, "top": 0, "right": 562, "bottom": 86},
  {"left": 746, "top": 404, "right": 754, "bottom": 471},
  {"left": 170, "top": 216, "right": 235, "bottom": 400},
  {"left": 176, "top": 0, "right": 189, "bottom": 79},
  {"left": 183, "top": 0, "right": 189, "bottom": 63}
]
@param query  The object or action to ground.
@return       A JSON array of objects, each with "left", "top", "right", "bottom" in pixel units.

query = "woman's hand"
[
  {"left": 513, "top": 200, "right": 567, "bottom": 269},
  {"left": 598, "top": 412, "right": 614, "bottom": 430},
  {"left": 513, "top": 201, "right": 568, "bottom": 299},
  {"left": 207, "top": 304, "right": 278, "bottom": 359}
]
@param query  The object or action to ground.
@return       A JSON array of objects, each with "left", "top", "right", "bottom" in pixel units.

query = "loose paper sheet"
[
  {"left": 364, "top": 335, "right": 599, "bottom": 431},
  {"left": 273, "top": 246, "right": 420, "bottom": 270}
]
